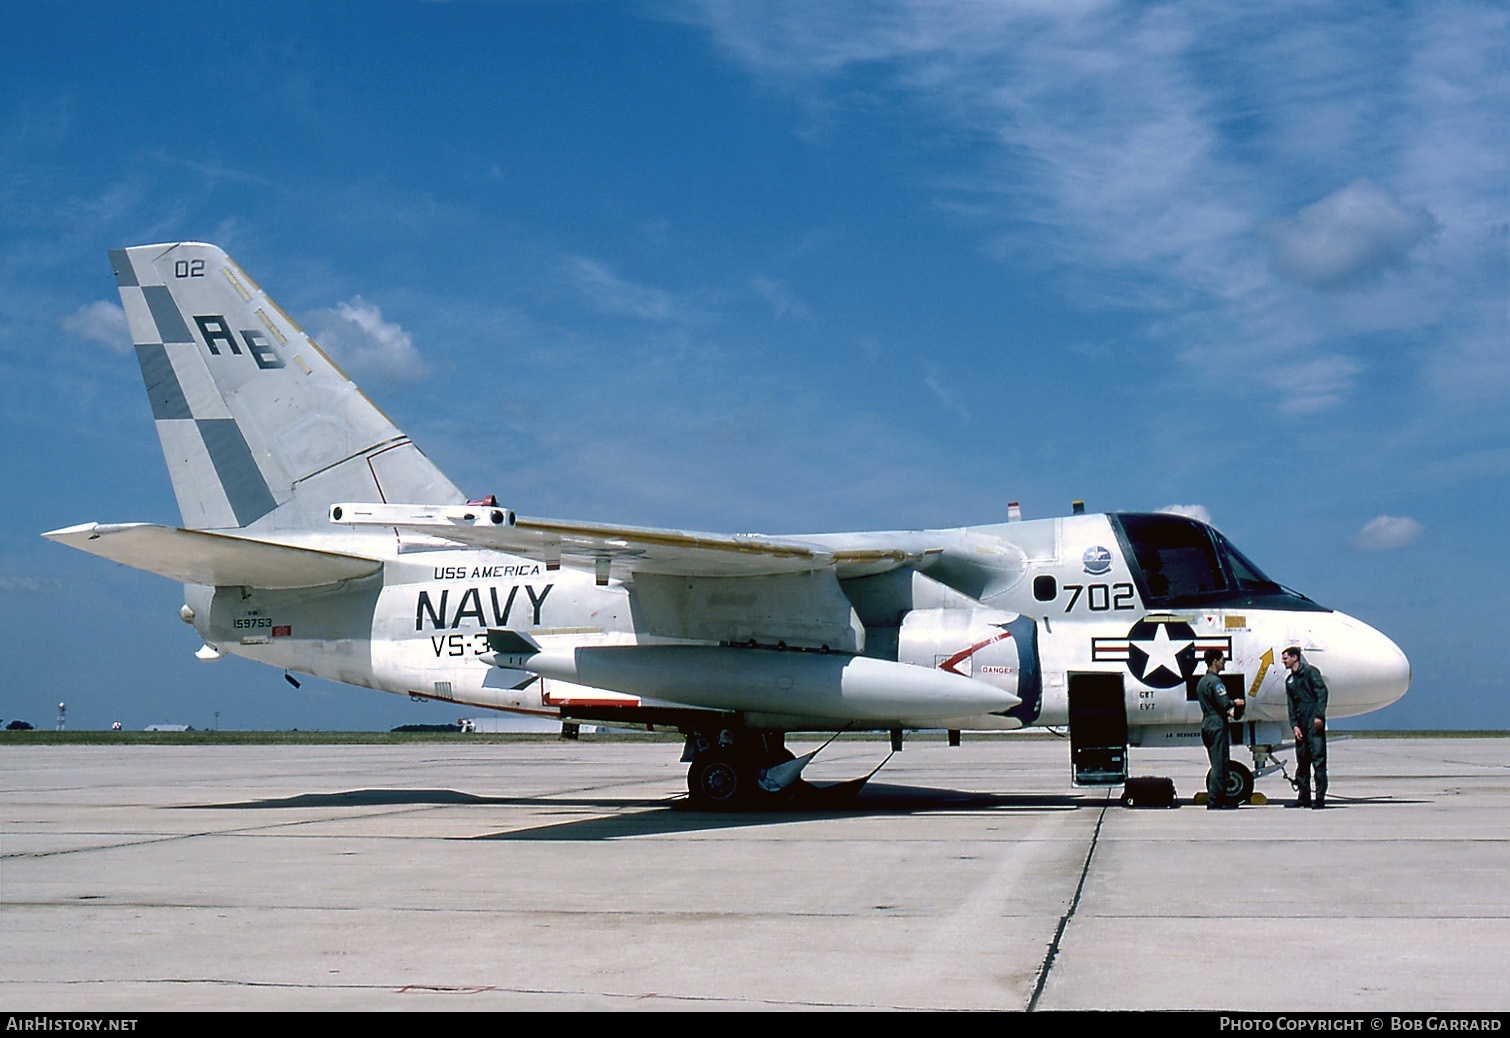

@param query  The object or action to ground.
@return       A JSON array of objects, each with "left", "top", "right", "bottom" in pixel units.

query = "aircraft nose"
[{"left": 1326, "top": 613, "right": 1411, "bottom": 716}]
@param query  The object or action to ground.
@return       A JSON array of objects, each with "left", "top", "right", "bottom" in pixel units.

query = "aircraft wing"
[
  {"left": 329, "top": 502, "right": 936, "bottom": 579},
  {"left": 43, "top": 522, "right": 383, "bottom": 589}
]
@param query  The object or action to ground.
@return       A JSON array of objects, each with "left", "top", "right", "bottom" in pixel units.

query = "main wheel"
[{"left": 688, "top": 751, "right": 746, "bottom": 809}]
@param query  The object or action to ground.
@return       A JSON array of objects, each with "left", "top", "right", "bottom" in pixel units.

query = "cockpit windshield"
[{"left": 1110, "top": 512, "right": 1326, "bottom": 612}]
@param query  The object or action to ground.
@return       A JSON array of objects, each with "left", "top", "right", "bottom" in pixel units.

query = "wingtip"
[{"left": 42, "top": 522, "right": 100, "bottom": 542}]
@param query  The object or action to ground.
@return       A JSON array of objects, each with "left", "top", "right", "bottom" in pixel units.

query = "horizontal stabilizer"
[{"left": 43, "top": 522, "right": 382, "bottom": 589}]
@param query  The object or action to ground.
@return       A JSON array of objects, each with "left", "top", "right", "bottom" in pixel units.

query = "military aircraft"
[{"left": 47, "top": 242, "right": 1411, "bottom": 808}]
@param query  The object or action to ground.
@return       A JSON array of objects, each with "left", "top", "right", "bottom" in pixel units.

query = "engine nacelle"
[{"left": 897, "top": 608, "right": 1041, "bottom": 722}]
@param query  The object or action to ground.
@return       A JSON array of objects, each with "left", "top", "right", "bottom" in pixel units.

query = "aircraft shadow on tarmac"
[
  {"left": 182, "top": 786, "right": 1409, "bottom": 841},
  {"left": 474, "top": 790, "right": 1410, "bottom": 840},
  {"left": 186, "top": 783, "right": 1101, "bottom": 841},
  {"left": 194, "top": 781, "right": 1089, "bottom": 814},
  {"left": 477, "top": 785, "right": 1100, "bottom": 841},
  {"left": 196, "top": 789, "right": 539, "bottom": 809}
]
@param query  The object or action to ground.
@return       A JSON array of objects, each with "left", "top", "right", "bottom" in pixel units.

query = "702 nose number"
[{"left": 1063, "top": 582, "right": 1136, "bottom": 612}]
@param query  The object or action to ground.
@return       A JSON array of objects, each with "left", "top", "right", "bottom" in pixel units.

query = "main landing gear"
[{"left": 683, "top": 729, "right": 804, "bottom": 810}]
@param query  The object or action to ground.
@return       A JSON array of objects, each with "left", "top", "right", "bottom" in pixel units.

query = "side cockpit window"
[
  {"left": 1111, "top": 512, "right": 1324, "bottom": 611},
  {"left": 1116, "top": 513, "right": 1228, "bottom": 604},
  {"left": 1214, "top": 532, "right": 1281, "bottom": 594}
]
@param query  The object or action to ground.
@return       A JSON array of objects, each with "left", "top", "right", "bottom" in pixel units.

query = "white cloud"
[
  {"left": 61, "top": 300, "right": 129, "bottom": 353},
  {"left": 681, "top": 2, "right": 1507, "bottom": 412},
  {"left": 0, "top": 576, "right": 59, "bottom": 594},
  {"left": 565, "top": 257, "right": 685, "bottom": 322},
  {"left": 1262, "top": 179, "right": 1437, "bottom": 291},
  {"left": 1158, "top": 503, "right": 1212, "bottom": 526},
  {"left": 304, "top": 297, "right": 427, "bottom": 381},
  {"left": 1428, "top": 324, "right": 1510, "bottom": 403},
  {"left": 1353, "top": 515, "right": 1423, "bottom": 552},
  {"left": 750, "top": 276, "right": 810, "bottom": 321},
  {"left": 1270, "top": 352, "right": 1365, "bottom": 416},
  {"left": 923, "top": 370, "right": 971, "bottom": 422}
]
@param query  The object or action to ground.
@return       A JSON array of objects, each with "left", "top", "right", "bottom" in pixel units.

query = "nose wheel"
[{"left": 1208, "top": 760, "right": 1255, "bottom": 804}]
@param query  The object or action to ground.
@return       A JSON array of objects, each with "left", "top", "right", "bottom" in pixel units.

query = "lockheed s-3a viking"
[{"left": 46, "top": 243, "right": 1412, "bottom": 808}]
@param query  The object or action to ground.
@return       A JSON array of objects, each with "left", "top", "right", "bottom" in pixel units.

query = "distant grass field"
[
  {"left": 0, "top": 729, "right": 682, "bottom": 746},
  {"left": 0, "top": 729, "right": 1502, "bottom": 746}
]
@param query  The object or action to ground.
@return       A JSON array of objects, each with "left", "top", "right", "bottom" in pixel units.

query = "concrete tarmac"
[{"left": 2, "top": 736, "right": 1507, "bottom": 1011}]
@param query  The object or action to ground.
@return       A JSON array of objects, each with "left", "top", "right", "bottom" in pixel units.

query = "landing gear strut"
[{"left": 684, "top": 730, "right": 798, "bottom": 810}]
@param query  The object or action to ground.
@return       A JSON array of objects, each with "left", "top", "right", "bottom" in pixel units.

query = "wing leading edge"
[{"left": 328, "top": 501, "right": 938, "bottom": 579}]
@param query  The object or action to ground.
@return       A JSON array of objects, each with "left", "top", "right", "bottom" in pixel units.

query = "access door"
[{"left": 1068, "top": 672, "right": 1128, "bottom": 785}]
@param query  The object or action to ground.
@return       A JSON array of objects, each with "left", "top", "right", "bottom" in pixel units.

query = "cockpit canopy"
[{"left": 1110, "top": 512, "right": 1328, "bottom": 612}]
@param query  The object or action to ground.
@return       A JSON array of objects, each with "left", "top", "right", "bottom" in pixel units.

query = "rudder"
[{"left": 110, "top": 242, "right": 464, "bottom": 532}]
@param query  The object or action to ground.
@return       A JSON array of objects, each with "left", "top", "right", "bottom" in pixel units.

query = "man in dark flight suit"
[
  {"left": 1283, "top": 646, "right": 1329, "bottom": 809},
  {"left": 1197, "top": 649, "right": 1245, "bottom": 809}
]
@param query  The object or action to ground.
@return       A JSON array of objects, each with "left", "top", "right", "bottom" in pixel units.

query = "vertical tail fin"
[{"left": 110, "top": 242, "right": 464, "bottom": 532}]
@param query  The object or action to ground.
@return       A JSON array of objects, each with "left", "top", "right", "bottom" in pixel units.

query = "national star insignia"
[{"left": 1133, "top": 622, "right": 1192, "bottom": 681}]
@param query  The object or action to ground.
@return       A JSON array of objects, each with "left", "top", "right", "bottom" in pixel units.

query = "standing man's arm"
[
  {"left": 1287, "top": 676, "right": 1303, "bottom": 741},
  {"left": 1206, "top": 675, "right": 1232, "bottom": 716},
  {"left": 1199, "top": 676, "right": 1228, "bottom": 718},
  {"left": 1311, "top": 666, "right": 1329, "bottom": 732},
  {"left": 1217, "top": 684, "right": 1242, "bottom": 717}
]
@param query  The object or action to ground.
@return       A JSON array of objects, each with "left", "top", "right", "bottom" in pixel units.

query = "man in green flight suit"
[
  {"left": 1197, "top": 649, "right": 1245, "bottom": 809},
  {"left": 1283, "top": 646, "right": 1329, "bottom": 809}
]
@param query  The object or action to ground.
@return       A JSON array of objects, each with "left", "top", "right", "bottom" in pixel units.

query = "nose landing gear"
[{"left": 1206, "top": 760, "right": 1255, "bottom": 804}]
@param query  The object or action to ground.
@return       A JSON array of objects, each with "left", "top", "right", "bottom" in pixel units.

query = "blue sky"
[{"left": 1, "top": 1, "right": 1505, "bottom": 731}]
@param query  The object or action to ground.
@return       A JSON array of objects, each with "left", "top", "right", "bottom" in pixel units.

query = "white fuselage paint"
[{"left": 199, "top": 513, "right": 1410, "bottom": 737}]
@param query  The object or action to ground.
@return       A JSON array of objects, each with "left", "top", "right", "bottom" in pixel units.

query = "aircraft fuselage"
[{"left": 187, "top": 511, "right": 1410, "bottom": 740}]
